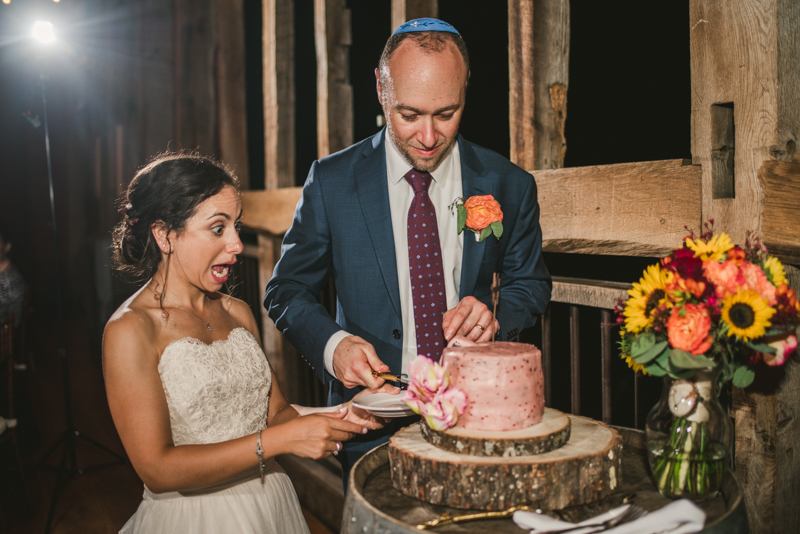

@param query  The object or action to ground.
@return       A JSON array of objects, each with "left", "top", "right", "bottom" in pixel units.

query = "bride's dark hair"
[{"left": 112, "top": 152, "right": 239, "bottom": 283}]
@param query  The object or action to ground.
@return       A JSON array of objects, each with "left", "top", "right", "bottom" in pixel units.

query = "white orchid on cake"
[{"left": 403, "top": 356, "right": 466, "bottom": 431}]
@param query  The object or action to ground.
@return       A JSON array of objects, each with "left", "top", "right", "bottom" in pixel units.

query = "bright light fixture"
[{"left": 32, "top": 21, "right": 56, "bottom": 44}]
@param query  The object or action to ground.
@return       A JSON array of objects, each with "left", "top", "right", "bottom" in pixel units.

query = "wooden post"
[
  {"left": 214, "top": 0, "right": 249, "bottom": 187},
  {"left": 690, "top": 1, "right": 800, "bottom": 531},
  {"left": 134, "top": 0, "right": 175, "bottom": 162},
  {"left": 691, "top": 0, "right": 800, "bottom": 256},
  {"left": 508, "top": 0, "right": 569, "bottom": 171},
  {"left": 263, "top": 0, "right": 295, "bottom": 189},
  {"left": 315, "top": 0, "right": 353, "bottom": 158},
  {"left": 173, "top": 0, "right": 249, "bottom": 182},
  {"left": 174, "top": 0, "right": 216, "bottom": 154},
  {"left": 391, "top": 0, "right": 437, "bottom": 32}
]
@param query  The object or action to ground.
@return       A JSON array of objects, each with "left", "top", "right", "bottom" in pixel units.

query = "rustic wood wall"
[{"left": 688, "top": 2, "right": 800, "bottom": 531}]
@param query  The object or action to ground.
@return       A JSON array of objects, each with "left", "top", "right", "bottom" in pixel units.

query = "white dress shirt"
[{"left": 324, "top": 134, "right": 464, "bottom": 377}]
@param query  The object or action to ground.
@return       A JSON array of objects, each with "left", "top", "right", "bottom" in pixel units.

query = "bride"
[{"left": 103, "top": 153, "right": 392, "bottom": 533}]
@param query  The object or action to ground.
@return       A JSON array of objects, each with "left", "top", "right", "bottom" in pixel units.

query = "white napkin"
[{"left": 513, "top": 500, "right": 706, "bottom": 534}]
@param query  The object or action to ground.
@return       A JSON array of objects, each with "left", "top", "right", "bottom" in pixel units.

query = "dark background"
[{"left": 0, "top": 0, "right": 691, "bottom": 425}]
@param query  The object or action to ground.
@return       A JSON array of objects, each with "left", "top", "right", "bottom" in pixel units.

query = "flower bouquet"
[{"left": 616, "top": 222, "right": 800, "bottom": 500}]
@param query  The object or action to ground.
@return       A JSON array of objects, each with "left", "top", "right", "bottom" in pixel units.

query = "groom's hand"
[
  {"left": 443, "top": 296, "right": 499, "bottom": 343},
  {"left": 333, "top": 336, "right": 389, "bottom": 389}
]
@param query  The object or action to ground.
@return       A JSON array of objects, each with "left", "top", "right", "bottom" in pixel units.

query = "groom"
[{"left": 265, "top": 18, "right": 551, "bottom": 480}]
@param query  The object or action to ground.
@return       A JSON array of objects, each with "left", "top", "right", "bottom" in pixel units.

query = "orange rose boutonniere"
[{"left": 450, "top": 195, "right": 503, "bottom": 242}]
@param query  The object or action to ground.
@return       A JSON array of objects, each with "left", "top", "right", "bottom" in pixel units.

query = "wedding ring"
[
  {"left": 474, "top": 324, "right": 485, "bottom": 332},
  {"left": 333, "top": 442, "right": 341, "bottom": 456}
]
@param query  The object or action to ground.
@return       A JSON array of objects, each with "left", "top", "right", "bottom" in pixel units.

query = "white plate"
[{"left": 352, "top": 393, "right": 417, "bottom": 418}]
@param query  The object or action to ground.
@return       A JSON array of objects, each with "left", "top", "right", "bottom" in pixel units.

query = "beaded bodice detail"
[{"left": 158, "top": 328, "right": 271, "bottom": 446}]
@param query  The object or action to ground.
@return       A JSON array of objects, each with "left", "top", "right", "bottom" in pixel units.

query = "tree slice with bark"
[
  {"left": 389, "top": 416, "right": 622, "bottom": 511},
  {"left": 420, "top": 408, "right": 571, "bottom": 457}
]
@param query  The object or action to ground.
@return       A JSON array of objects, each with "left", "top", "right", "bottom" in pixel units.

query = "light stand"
[{"left": 30, "top": 22, "right": 127, "bottom": 534}]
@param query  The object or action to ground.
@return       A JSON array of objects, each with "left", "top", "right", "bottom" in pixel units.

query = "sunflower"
[
  {"left": 623, "top": 264, "right": 673, "bottom": 333},
  {"left": 763, "top": 256, "right": 787, "bottom": 286},
  {"left": 721, "top": 290, "right": 775, "bottom": 341},
  {"left": 621, "top": 353, "right": 649, "bottom": 375},
  {"left": 685, "top": 232, "right": 734, "bottom": 261}
]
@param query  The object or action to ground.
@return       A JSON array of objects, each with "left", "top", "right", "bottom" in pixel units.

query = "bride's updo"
[{"left": 112, "top": 152, "right": 239, "bottom": 282}]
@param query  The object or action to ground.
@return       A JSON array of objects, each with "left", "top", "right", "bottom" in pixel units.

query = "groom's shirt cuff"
[{"left": 324, "top": 330, "right": 353, "bottom": 379}]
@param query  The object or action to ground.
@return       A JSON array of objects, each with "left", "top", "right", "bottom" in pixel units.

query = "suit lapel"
[
  {"left": 458, "top": 137, "right": 494, "bottom": 299},
  {"left": 355, "top": 131, "right": 402, "bottom": 320}
]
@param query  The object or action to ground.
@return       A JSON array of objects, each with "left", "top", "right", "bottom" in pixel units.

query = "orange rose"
[
  {"left": 667, "top": 303, "right": 713, "bottom": 355},
  {"left": 463, "top": 195, "right": 503, "bottom": 231}
]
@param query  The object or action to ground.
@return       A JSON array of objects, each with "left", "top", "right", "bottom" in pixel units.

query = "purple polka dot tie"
[{"left": 405, "top": 169, "right": 447, "bottom": 362}]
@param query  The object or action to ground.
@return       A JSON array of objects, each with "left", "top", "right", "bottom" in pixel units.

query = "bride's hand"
[
  {"left": 282, "top": 410, "right": 365, "bottom": 460},
  {"left": 343, "top": 384, "right": 400, "bottom": 430}
]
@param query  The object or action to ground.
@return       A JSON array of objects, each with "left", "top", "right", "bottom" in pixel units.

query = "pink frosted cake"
[{"left": 442, "top": 341, "right": 545, "bottom": 431}]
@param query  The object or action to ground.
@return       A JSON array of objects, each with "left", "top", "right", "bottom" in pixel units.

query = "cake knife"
[{"left": 371, "top": 371, "right": 409, "bottom": 389}]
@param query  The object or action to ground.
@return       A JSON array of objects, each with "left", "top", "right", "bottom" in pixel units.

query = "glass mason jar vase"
[{"left": 645, "top": 368, "right": 733, "bottom": 500}]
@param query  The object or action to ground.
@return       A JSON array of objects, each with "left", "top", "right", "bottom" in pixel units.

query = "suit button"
[{"left": 393, "top": 329, "right": 401, "bottom": 340}]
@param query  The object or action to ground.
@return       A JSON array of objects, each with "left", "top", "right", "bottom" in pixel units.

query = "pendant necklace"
[{"left": 168, "top": 296, "right": 213, "bottom": 332}]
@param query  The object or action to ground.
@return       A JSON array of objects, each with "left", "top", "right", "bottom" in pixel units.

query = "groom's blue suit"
[{"left": 265, "top": 128, "right": 551, "bottom": 471}]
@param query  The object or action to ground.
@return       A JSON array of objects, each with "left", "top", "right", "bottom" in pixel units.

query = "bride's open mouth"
[{"left": 211, "top": 264, "right": 230, "bottom": 283}]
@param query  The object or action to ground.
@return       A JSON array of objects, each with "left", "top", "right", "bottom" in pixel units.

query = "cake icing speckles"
[{"left": 442, "top": 341, "right": 544, "bottom": 431}]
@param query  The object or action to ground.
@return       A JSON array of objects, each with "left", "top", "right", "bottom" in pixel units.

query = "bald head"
[
  {"left": 378, "top": 31, "right": 469, "bottom": 94},
  {"left": 375, "top": 36, "right": 469, "bottom": 172}
]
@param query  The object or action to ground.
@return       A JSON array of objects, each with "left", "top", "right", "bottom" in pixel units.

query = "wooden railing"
[
  {"left": 233, "top": 242, "right": 649, "bottom": 426},
  {"left": 544, "top": 276, "right": 646, "bottom": 428}
]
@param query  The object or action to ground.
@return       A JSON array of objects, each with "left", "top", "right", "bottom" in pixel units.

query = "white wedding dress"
[{"left": 120, "top": 327, "right": 310, "bottom": 534}]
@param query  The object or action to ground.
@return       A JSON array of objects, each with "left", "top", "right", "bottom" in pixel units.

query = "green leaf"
[
  {"left": 479, "top": 226, "right": 492, "bottom": 242},
  {"left": 631, "top": 332, "right": 657, "bottom": 357},
  {"left": 655, "top": 349, "right": 671, "bottom": 368},
  {"left": 632, "top": 340, "right": 668, "bottom": 364},
  {"left": 457, "top": 205, "right": 467, "bottom": 234},
  {"left": 490, "top": 221, "right": 503, "bottom": 239},
  {"left": 732, "top": 366, "right": 755, "bottom": 388},
  {"left": 670, "top": 348, "right": 715, "bottom": 369},
  {"left": 746, "top": 341, "right": 776, "bottom": 353},
  {"left": 668, "top": 368, "right": 697, "bottom": 380},
  {"left": 645, "top": 362, "right": 668, "bottom": 376}
]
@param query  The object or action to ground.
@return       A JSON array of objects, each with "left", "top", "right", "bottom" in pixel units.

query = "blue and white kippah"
[{"left": 392, "top": 18, "right": 460, "bottom": 36}]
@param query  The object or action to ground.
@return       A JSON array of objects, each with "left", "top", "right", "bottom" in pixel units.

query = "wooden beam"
[
  {"left": 240, "top": 188, "right": 303, "bottom": 236},
  {"left": 534, "top": 159, "right": 702, "bottom": 257},
  {"left": 551, "top": 277, "right": 631, "bottom": 310},
  {"left": 391, "top": 0, "right": 438, "bottom": 32},
  {"left": 508, "top": 0, "right": 569, "bottom": 171},
  {"left": 761, "top": 156, "right": 800, "bottom": 265},
  {"left": 263, "top": 0, "right": 295, "bottom": 189},
  {"left": 315, "top": 0, "right": 353, "bottom": 158},
  {"left": 214, "top": 0, "right": 249, "bottom": 188},
  {"left": 174, "top": 0, "right": 216, "bottom": 154}
]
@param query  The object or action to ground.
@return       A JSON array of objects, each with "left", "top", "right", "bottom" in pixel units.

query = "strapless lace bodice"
[{"left": 158, "top": 327, "right": 271, "bottom": 446}]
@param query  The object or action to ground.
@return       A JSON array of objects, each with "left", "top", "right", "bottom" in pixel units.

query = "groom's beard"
[{"left": 387, "top": 124, "right": 459, "bottom": 173}]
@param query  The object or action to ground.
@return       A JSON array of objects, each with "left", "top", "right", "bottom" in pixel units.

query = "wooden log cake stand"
[
  {"left": 420, "top": 408, "right": 571, "bottom": 457},
  {"left": 389, "top": 415, "right": 622, "bottom": 511}
]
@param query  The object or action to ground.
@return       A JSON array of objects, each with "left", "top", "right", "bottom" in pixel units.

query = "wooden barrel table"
[{"left": 342, "top": 427, "right": 747, "bottom": 534}]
